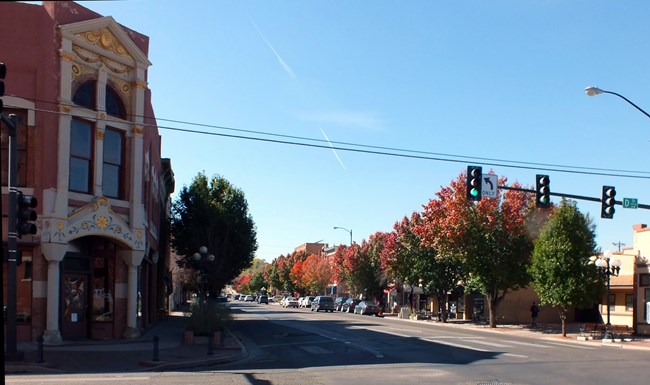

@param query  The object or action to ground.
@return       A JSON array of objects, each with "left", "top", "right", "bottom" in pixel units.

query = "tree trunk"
[
  {"left": 559, "top": 308, "right": 567, "bottom": 337},
  {"left": 487, "top": 292, "right": 496, "bottom": 328}
]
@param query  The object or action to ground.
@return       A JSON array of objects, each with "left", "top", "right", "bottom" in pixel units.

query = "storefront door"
[{"left": 60, "top": 273, "right": 89, "bottom": 339}]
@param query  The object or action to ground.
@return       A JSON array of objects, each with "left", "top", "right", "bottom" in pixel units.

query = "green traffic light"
[{"left": 471, "top": 188, "right": 479, "bottom": 197}]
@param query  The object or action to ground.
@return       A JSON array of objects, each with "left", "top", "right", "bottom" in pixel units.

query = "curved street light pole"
[
  {"left": 585, "top": 86, "right": 650, "bottom": 120},
  {"left": 333, "top": 226, "right": 353, "bottom": 245}
]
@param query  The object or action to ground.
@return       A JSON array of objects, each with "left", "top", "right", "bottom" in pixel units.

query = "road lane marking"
[
  {"left": 506, "top": 340, "right": 551, "bottom": 348},
  {"left": 544, "top": 341, "right": 595, "bottom": 350},
  {"left": 503, "top": 353, "right": 529, "bottom": 358},
  {"left": 421, "top": 338, "right": 490, "bottom": 352},
  {"left": 463, "top": 339, "right": 512, "bottom": 348}
]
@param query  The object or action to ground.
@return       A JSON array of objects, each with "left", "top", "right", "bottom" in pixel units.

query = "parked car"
[
  {"left": 281, "top": 297, "right": 299, "bottom": 308},
  {"left": 258, "top": 294, "right": 269, "bottom": 304},
  {"left": 300, "top": 296, "right": 315, "bottom": 308},
  {"left": 311, "top": 296, "right": 335, "bottom": 312},
  {"left": 341, "top": 298, "right": 362, "bottom": 313},
  {"left": 354, "top": 301, "right": 380, "bottom": 315},
  {"left": 244, "top": 295, "right": 254, "bottom": 302},
  {"left": 334, "top": 297, "right": 347, "bottom": 311},
  {"left": 233, "top": 294, "right": 240, "bottom": 301},
  {"left": 214, "top": 296, "right": 231, "bottom": 308}
]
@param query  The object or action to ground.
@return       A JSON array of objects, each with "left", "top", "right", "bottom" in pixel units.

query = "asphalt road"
[{"left": 6, "top": 301, "right": 650, "bottom": 385}]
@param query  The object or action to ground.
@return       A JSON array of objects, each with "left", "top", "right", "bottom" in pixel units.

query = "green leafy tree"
[
  {"left": 171, "top": 172, "right": 258, "bottom": 297},
  {"left": 529, "top": 199, "right": 602, "bottom": 336}
]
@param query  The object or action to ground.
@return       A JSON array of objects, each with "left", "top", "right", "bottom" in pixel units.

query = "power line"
[{"left": 10, "top": 95, "right": 650, "bottom": 180}]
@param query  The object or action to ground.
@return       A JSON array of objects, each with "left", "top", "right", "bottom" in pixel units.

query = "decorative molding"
[
  {"left": 72, "top": 45, "right": 130, "bottom": 75},
  {"left": 46, "top": 197, "right": 145, "bottom": 250},
  {"left": 59, "top": 105, "right": 71, "bottom": 113},
  {"left": 132, "top": 126, "right": 144, "bottom": 136},
  {"left": 98, "top": 112, "right": 106, "bottom": 120},
  {"left": 133, "top": 80, "right": 148, "bottom": 89},
  {"left": 60, "top": 51, "right": 76, "bottom": 62},
  {"left": 96, "top": 129, "right": 105, "bottom": 140},
  {"left": 76, "top": 28, "right": 133, "bottom": 60}
]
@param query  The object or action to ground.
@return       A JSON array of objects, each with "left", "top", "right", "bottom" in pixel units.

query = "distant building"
[{"left": 1, "top": 1, "right": 174, "bottom": 343}]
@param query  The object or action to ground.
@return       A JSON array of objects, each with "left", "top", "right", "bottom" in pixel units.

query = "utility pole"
[{"left": 612, "top": 241, "right": 626, "bottom": 252}]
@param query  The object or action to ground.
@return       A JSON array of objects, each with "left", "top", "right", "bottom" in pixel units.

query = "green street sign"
[{"left": 623, "top": 198, "right": 638, "bottom": 209}]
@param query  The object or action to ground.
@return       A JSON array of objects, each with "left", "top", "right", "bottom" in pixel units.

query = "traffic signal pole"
[
  {"left": 3, "top": 113, "right": 24, "bottom": 360},
  {"left": 499, "top": 185, "right": 650, "bottom": 211}
]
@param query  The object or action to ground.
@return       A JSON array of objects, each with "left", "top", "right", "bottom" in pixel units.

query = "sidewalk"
[
  {"left": 381, "top": 313, "right": 650, "bottom": 351},
  {"left": 4, "top": 311, "right": 247, "bottom": 374}
]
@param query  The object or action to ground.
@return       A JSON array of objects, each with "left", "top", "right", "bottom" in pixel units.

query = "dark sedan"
[{"left": 354, "top": 301, "right": 380, "bottom": 316}]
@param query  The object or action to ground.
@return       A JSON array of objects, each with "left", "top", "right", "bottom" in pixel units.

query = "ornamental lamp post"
[
  {"left": 593, "top": 249, "right": 621, "bottom": 339},
  {"left": 192, "top": 246, "right": 215, "bottom": 304}
]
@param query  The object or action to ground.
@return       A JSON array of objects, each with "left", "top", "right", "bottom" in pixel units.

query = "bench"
[
  {"left": 579, "top": 323, "right": 607, "bottom": 339},
  {"left": 607, "top": 325, "right": 634, "bottom": 341}
]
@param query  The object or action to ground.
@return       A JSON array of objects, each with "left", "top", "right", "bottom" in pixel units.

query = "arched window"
[
  {"left": 105, "top": 85, "right": 126, "bottom": 119},
  {"left": 72, "top": 80, "right": 96, "bottom": 110}
]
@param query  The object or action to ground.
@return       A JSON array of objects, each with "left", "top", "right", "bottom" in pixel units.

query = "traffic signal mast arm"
[{"left": 498, "top": 185, "right": 650, "bottom": 210}]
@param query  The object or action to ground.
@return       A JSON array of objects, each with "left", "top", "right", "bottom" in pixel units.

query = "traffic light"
[
  {"left": 16, "top": 191, "right": 38, "bottom": 237},
  {"left": 1, "top": 62, "right": 6, "bottom": 115},
  {"left": 466, "top": 166, "right": 482, "bottom": 201},
  {"left": 601, "top": 186, "right": 616, "bottom": 219},
  {"left": 535, "top": 175, "right": 551, "bottom": 208}
]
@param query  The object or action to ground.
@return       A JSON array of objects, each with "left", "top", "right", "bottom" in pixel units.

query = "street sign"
[
  {"left": 623, "top": 198, "right": 638, "bottom": 209},
  {"left": 482, "top": 174, "right": 498, "bottom": 198}
]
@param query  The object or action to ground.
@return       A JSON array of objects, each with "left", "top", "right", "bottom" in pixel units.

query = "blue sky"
[{"left": 82, "top": 0, "right": 650, "bottom": 261}]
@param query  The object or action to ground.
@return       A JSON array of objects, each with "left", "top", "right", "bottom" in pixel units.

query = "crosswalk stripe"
[
  {"left": 463, "top": 339, "right": 512, "bottom": 348},
  {"left": 544, "top": 341, "right": 595, "bottom": 350}
]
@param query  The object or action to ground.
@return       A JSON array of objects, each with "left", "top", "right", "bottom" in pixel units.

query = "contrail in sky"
[
  {"left": 320, "top": 127, "right": 346, "bottom": 171},
  {"left": 249, "top": 17, "right": 297, "bottom": 79}
]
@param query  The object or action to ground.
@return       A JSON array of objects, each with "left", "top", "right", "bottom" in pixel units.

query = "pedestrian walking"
[{"left": 530, "top": 301, "right": 540, "bottom": 328}]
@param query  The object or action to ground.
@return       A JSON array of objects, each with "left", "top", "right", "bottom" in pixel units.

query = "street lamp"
[
  {"left": 192, "top": 246, "right": 215, "bottom": 303},
  {"left": 584, "top": 86, "right": 650, "bottom": 119},
  {"left": 592, "top": 249, "right": 621, "bottom": 338},
  {"left": 333, "top": 226, "right": 353, "bottom": 245}
]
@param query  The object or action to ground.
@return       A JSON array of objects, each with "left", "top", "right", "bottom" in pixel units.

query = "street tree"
[
  {"left": 171, "top": 172, "right": 258, "bottom": 298},
  {"left": 529, "top": 199, "right": 601, "bottom": 337},
  {"left": 334, "top": 233, "right": 389, "bottom": 300},
  {"left": 416, "top": 172, "right": 535, "bottom": 327},
  {"left": 382, "top": 212, "right": 463, "bottom": 320}
]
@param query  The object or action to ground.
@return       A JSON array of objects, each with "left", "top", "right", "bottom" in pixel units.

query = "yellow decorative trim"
[
  {"left": 71, "top": 64, "right": 80, "bottom": 77},
  {"left": 60, "top": 51, "right": 76, "bottom": 62},
  {"left": 59, "top": 105, "right": 71, "bottom": 113},
  {"left": 72, "top": 45, "right": 130, "bottom": 75},
  {"left": 77, "top": 28, "right": 133, "bottom": 60},
  {"left": 96, "top": 130, "right": 105, "bottom": 140},
  {"left": 98, "top": 112, "right": 106, "bottom": 119},
  {"left": 132, "top": 126, "right": 144, "bottom": 136},
  {"left": 133, "top": 80, "right": 148, "bottom": 89}
]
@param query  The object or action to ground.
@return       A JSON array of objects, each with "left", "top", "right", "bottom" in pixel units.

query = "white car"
[
  {"left": 300, "top": 296, "right": 315, "bottom": 308},
  {"left": 281, "top": 297, "right": 299, "bottom": 308}
]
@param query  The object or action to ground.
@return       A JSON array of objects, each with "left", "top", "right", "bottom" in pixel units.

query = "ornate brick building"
[{"left": 1, "top": 1, "right": 174, "bottom": 343}]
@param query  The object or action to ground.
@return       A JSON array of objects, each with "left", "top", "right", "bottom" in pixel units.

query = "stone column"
[
  {"left": 40, "top": 243, "right": 68, "bottom": 344},
  {"left": 120, "top": 249, "right": 145, "bottom": 339}
]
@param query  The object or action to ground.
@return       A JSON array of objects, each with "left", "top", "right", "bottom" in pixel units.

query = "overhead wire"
[{"left": 9, "top": 94, "right": 650, "bottom": 180}]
